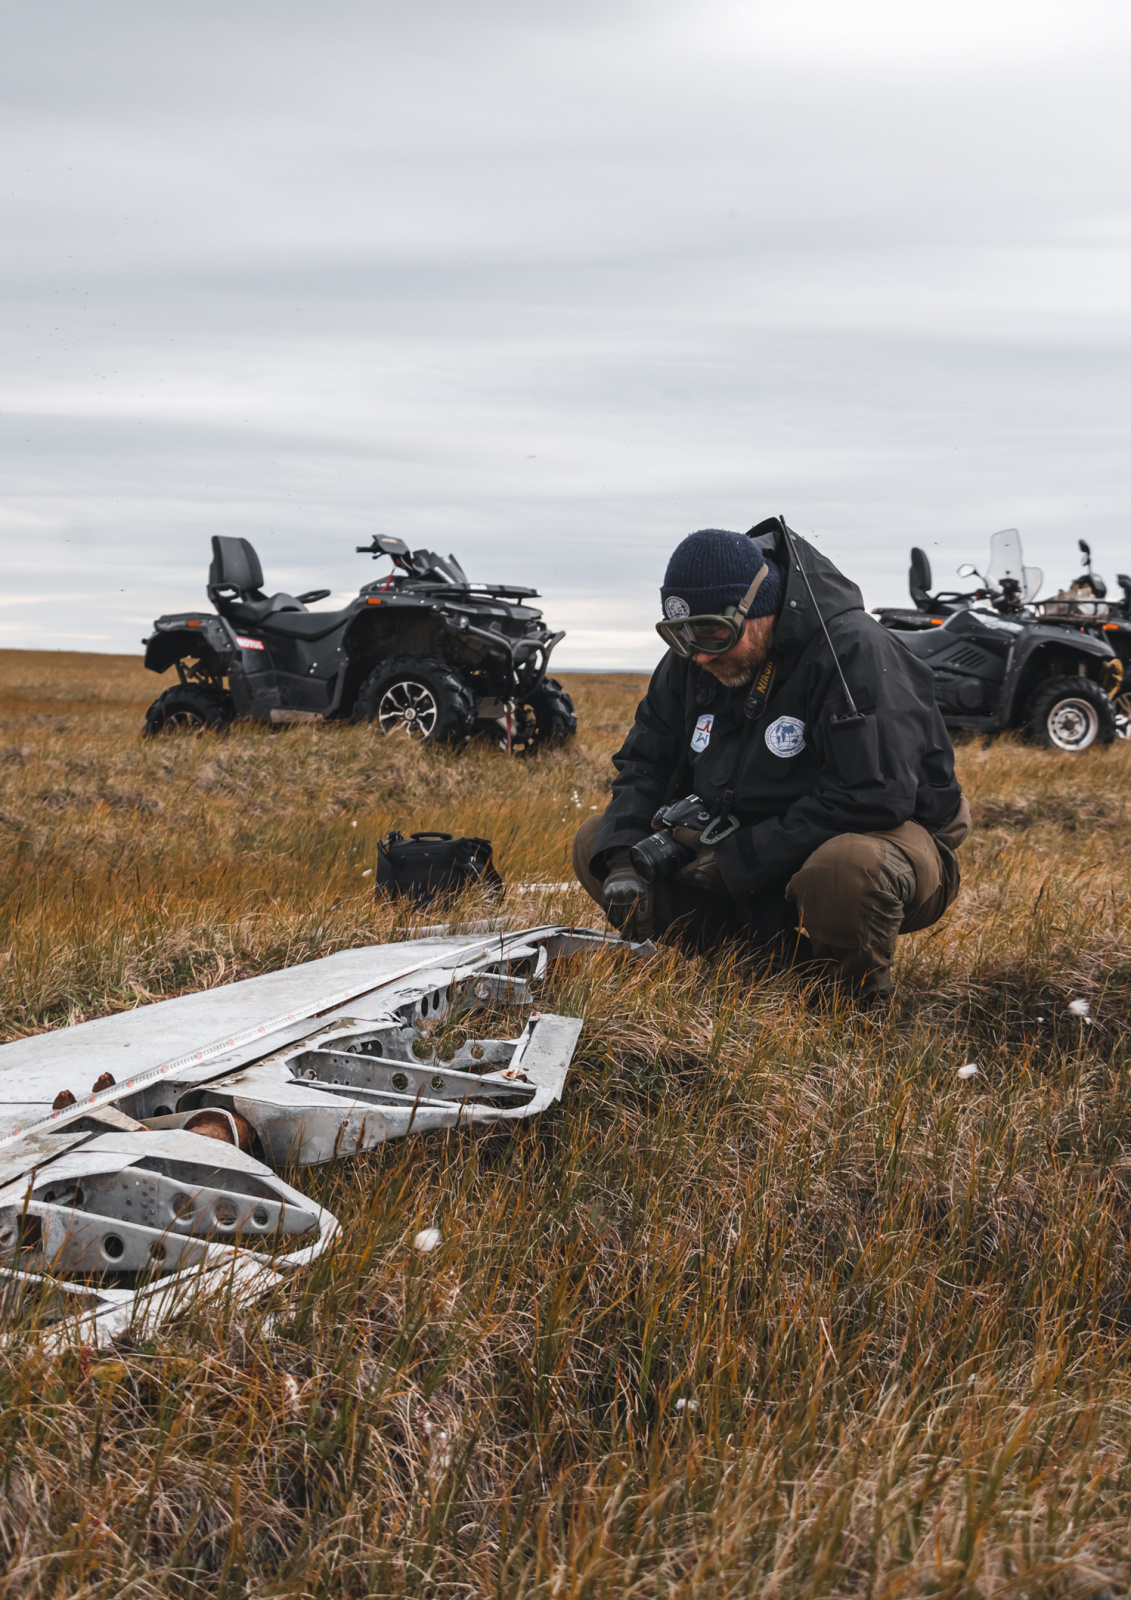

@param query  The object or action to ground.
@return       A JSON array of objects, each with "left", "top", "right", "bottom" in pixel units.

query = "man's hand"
[
  {"left": 668, "top": 821, "right": 727, "bottom": 895},
  {"left": 602, "top": 850, "right": 654, "bottom": 940},
  {"left": 677, "top": 842, "right": 726, "bottom": 894}
]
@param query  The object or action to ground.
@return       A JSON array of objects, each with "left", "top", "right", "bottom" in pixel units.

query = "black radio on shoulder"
[{"left": 827, "top": 712, "right": 881, "bottom": 785}]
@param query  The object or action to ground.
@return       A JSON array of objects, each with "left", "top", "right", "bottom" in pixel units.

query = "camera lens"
[{"left": 630, "top": 831, "right": 697, "bottom": 883}]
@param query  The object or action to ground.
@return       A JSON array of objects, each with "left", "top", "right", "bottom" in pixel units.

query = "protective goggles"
[{"left": 655, "top": 562, "right": 770, "bottom": 658}]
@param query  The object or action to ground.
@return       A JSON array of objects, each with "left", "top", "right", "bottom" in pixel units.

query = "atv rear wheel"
[
  {"left": 493, "top": 678, "right": 578, "bottom": 755},
  {"left": 1025, "top": 676, "right": 1117, "bottom": 752},
  {"left": 356, "top": 657, "right": 476, "bottom": 745},
  {"left": 143, "top": 684, "right": 233, "bottom": 737}
]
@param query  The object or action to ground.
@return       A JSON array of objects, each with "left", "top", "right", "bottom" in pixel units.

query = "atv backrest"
[
  {"left": 209, "top": 536, "right": 265, "bottom": 599},
  {"left": 909, "top": 547, "right": 932, "bottom": 606}
]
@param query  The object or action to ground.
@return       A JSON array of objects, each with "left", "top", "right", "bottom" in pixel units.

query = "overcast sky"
[{"left": 2, "top": 0, "right": 1129, "bottom": 668}]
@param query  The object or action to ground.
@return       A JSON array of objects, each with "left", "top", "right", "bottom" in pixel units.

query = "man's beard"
[
  {"left": 704, "top": 658, "right": 757, "bottom": 688},
  {"left": 701, "top": 633, "right": 771, "bottom": 689}
]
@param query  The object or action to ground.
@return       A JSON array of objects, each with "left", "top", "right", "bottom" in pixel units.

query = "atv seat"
[
  {"left": 897, "top": 609, "right": 989, "bottom": 661},
  {"left": 258, "top": 607, "right": 355, "bottom": 641},
  {"left": 207, "top": 536, "right": 307, "bottom": 625},
  {"left": 897, "top": 628, "right": 946, "bottom": 660}
]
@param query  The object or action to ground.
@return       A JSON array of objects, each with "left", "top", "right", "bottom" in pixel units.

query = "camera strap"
[{"left": 742, "top": 655, "right": 776, "bottom": 722}]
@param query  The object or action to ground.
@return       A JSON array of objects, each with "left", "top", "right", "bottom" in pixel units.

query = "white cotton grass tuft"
[
  {"left": 674, "top": 1397, "right": 699, "bottom": 1414},
  {"left": 957, "top": 1063, "right": 978, "bottom": 1080},
  {"left": 1068, "top": 998, "right": 1091, "bottom": 1016},
  {"left": 282, "top": 1374, "right": 303, "bottom": 1423},
  {"left": 413, "top": 1227, "right": 443, "bottom": 1254}
]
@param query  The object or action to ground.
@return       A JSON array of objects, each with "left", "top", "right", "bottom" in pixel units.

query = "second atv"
[
  {"left": 142, "top": 535, "right": 577, "bottom": 751},
  {"left": 874, "top": 529, "right": 1121, "bottom": 753}
]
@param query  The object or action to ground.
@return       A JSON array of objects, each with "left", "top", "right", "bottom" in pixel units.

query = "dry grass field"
[{"left": 1, "top": 646, "right": 1131, "bottom": 1598}]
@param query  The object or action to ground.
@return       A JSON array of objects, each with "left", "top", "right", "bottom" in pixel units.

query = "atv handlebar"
[{"left": 357, "top": 535, "right": 412, "bottom": 559}]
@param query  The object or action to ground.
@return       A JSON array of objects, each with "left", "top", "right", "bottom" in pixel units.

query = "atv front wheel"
[
  {"left": 494, "top": 678, "right": 578, "bottom": 755},
  {"left": 1025, "top": 676, "right": 1117, "bottom": 752},
  {"left": 143, "top": 684, "right": 233, "bottom": 737},
  {"left": 356, "top": 657, "right": 476, "bottom": 745}
]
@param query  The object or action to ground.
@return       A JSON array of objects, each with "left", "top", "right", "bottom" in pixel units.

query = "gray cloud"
[{"left": 1, "top": 0, "right": 1129, "bottom": 668}]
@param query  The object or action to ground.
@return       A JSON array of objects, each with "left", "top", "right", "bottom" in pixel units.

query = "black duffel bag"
[{"left": 373, "top": 831, "right": 503, "bottom": 908}]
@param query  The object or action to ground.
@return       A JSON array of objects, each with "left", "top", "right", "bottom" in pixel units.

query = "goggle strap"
[{"left": 733, "top": 562, "right": 770, "bottom": 623}]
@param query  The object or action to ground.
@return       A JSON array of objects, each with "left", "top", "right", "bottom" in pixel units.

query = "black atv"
[
  {"left": 874, "top": 529, "right": 1120, "bottom": 752},
  {"left": 142, "top": 535, "right": 577, "bottom": 751}
]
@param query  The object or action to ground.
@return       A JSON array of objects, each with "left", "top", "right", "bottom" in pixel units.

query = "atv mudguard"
[
  {"left": 144, "top": 614, "right": 237, "bottom": 677},
  {"left": 341, "top": 594, "right": 447, "bottom": 666},
  {"left": 1002, "top": 625, "right": 1114, "bottom": 722}
]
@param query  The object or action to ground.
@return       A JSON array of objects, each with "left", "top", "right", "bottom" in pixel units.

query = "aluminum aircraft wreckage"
[{"left": 0, "top": 924, "right": 637, "bottom": 1346}]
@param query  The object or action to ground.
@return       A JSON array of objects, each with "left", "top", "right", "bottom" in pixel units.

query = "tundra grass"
[{"left": 1, "top": 647, "right": 1131, "bottom": 1597}]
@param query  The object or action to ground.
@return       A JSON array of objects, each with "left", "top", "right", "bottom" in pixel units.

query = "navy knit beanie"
[{"left": 660, "top": 528, "right": 782, "bottom": 620}]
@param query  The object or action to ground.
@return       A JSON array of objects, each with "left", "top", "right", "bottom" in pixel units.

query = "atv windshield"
[{"left": 985, "top": 528, "right": 1043, "bottom": 604}]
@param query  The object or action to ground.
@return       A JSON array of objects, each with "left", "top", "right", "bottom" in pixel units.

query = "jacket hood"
[{"left": 746, "top": 516, "right": 864, "bottom": 663}]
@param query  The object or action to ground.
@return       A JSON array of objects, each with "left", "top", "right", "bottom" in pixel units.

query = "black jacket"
[{"left": 591, "top": 518, "right": 963, "bottom": 900}]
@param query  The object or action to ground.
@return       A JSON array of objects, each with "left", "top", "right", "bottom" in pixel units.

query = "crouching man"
[{"left": 572, "top": 517, "right": 970, "bottom": 1002}]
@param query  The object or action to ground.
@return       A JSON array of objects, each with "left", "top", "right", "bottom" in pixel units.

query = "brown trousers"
[{"left": 572, "top": 798, "right": 970, "bottom": 994}]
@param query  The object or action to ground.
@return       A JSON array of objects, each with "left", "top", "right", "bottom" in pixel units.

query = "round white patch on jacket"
[
  {"left": 764, "top": 715, "right": 806, "bottom": 757},
  {"left": 691, "top": 712, "right": 714, "bottom": 752}
]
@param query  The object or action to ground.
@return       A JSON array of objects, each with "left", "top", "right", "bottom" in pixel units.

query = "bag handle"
[{"left": 407, "top": 831, "right": 454, "bottom": 842}]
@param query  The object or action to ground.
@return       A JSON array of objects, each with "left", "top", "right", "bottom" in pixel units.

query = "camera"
[{"left": 629, "top": 795, "right": 715, "bottom": 883}]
